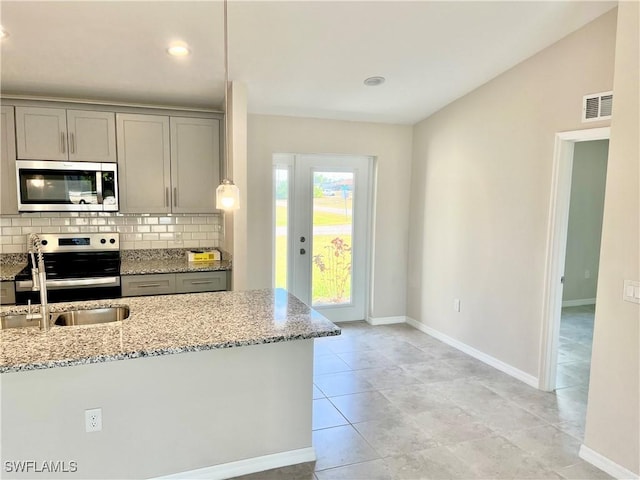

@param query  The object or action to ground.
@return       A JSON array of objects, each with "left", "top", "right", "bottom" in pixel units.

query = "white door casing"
[
  {"left": 538, "top": 127, "right": 610, "bottom": 391},
  {"left": 275, "top": 153, "right": 373, "bottom": 322}
]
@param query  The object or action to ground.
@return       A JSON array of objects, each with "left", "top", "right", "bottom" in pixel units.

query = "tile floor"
[
  {"left": 556, "top": 305, "right": 595, "bottom": 407},
  {"left": 234, "top": 310, "right": 609, "bottom": 480}
]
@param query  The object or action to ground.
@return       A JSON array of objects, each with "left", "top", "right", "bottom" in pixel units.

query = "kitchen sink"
[
  {"left": 0, "top": 313, "right": 41, "bottom": 329},
  {"left": 0, "top": 306, "right": 130, "bottom": 330},
  {"left": 53, "top": 307, "right": 130, "bottom": 326}
]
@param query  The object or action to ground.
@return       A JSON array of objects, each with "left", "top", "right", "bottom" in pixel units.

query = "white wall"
[
  {"left": 583, "top": 1, "right": 639, "bottom": 475},
  {"left": 246, "top": 115, "right": 412, "bottom": 320},
  {"left": 562, "top": 140, "right": 608, "bottom": 304},
  {"left": 407, "top": 10, "right": 616, "bottom": 377}
]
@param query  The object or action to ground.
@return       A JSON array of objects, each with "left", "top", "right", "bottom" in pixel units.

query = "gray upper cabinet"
[
  {"left": 170, "top": 117, "right": 220, "bottom": 213},
  {"left": 15, "top": 106, "right": 116, "bottom": 162},
  {"left": 116, "top": 113, "right": 171, "bottom": 214},
  {"left": 66, "top": 110, "right": 117, "bottom": 162},
  {"left": 1, "top": 106, "right": 18, "bottom": 215},
  {"left": 117, "top": 113, "right": 220, "bottom": 214},
  {"left": 15, "top": 107, "right": 67, "bottom": 161}
]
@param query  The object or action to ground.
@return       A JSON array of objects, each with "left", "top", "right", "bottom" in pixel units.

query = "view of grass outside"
[
  {"left": 274, "top": 168, "right": 288, "bottom": 289},
  {"left": 274, "top": 171, "right": 354, "bottom": 306}
]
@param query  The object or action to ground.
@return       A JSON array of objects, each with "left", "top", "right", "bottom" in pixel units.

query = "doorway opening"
[
  {"left": 556, "top": 139, "right": 608, "bottom": 404},
  {"left": 272, "top": 153, "right": 373, "bottom": 323},
  {"left": 540, "top": 127, "right": 610, "bottom": 397}
]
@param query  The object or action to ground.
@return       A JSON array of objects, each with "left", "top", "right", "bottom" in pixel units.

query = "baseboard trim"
[
  {"left": 405, "top": 317, "right": 538, "bottom": 388},
  {"left": 367, "top": 315, "right": 407, "bottom": 325},
  {"left": 579, "top": 445, "right": 639, "bottom": 479},
  {"left": 562, "top": 298, "right": 597, "bottom": 307},
  {"left": 153, "top": 447, "right": 316, "bottom": 480}
]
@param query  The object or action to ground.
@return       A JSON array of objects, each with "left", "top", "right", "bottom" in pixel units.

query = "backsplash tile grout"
[{"left": 0, "top": 213, "right": 222, "bottom": 253}]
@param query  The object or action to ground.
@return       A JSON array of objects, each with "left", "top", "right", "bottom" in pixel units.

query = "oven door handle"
[{"left": 16, "top": 276, "right": 121, "bottom": 290}]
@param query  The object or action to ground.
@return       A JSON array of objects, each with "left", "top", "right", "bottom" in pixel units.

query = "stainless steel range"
[{"left": 15, "top": 233, "right": 121, "bottom": 304}]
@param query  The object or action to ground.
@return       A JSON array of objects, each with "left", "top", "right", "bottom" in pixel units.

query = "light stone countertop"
[
  {"left": 0, "top": 288, "right": 340, "bottom": 374},
  {"left": 120, "top": 258, "right": 231, "bottom": 275},
  {"left": 0, "top": 263, "right": 26, "bottom": 282}
]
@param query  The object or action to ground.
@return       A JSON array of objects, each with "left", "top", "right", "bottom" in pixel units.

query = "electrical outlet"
[
  {"left": 453, "top": 298, "right": 461, "bottom": 312},
  {"left": 85, "top": 408, "right": 102, "bottom": 432}
]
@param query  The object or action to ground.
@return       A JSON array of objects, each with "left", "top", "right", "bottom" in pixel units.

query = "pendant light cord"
[{"left": 223, "top": 0, "right": 230, "bottom": 181}]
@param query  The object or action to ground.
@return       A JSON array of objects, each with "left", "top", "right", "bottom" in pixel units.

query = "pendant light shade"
[
  {"left": 216, "top": 0, "right": 239, "bottom": 211},
  {"left": 216, "top": 178, "right": 240, "bottom": 210}
]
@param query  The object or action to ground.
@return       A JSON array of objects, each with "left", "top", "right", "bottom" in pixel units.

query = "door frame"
[
  {"left": 272, "top": 153, "right": 374, "bottom": 322},
  {"left": 538, "top": 127, "right": 610, "bottom": 391}
]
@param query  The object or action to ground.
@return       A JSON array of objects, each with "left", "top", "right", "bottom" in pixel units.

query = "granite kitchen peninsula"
[{"left": 0, "top": 288, "right": 340, "bottom": 479}]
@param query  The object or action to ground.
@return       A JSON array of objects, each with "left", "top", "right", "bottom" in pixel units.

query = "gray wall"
[
  {"left": 1, "top": 340, "right": 314, "bottom": 479},
  {"left": 584, "top": 1, "right": 639, "bottom": 474},
  {"left": 407, "top": 10, "right": 616, "bottom": 378},
  {"left": 562, "top": 140, "right": 608, "bottom": 304},
  {"left": 246, "top": 115, "right": 413, "bottom": 321}
]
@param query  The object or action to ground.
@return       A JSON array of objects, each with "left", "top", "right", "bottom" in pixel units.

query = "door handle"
[
  {"left": 70, "top": 132, "right": 75, "bottom": 154},
  {"left": 61, "top": 132, "right": 66, "bottom": 154},
  {"left": 300, "top": 248, "right": 306, "bottom": 255},
  {"left": 174, "top": 187, "right": 177, "bottom": 207}
]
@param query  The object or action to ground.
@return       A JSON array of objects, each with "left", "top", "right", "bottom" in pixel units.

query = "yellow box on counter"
[{"left": 187, "top": 250, "right": 221, "bottom": 262}]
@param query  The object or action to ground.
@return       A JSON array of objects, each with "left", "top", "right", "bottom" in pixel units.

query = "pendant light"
[{"left": 216, "top": 0, "right": 240, "bottom": 211}]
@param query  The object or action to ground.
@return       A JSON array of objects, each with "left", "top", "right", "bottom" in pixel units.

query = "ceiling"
[{"left": 0, "top": 1, "right": 616, "bottom": 125}]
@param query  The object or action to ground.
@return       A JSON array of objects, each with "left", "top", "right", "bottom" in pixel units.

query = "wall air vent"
[{"left": 582, "top": 91, "right": 613, "bottom": 122}]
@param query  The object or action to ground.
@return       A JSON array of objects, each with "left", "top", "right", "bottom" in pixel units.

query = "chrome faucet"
[{"left": 27, "top": 233, "right": 50, "bottom": 331}]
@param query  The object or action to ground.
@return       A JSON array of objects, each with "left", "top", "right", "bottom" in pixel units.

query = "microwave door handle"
[{"left": 96, "top": 172, "right": 104, "bottom": 204}]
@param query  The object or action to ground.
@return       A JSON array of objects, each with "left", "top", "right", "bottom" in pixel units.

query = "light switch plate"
[{"left": 623, "top": 280, "right": 640, "bottom": 304}]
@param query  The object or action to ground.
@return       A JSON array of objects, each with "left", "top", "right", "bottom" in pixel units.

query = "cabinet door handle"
[
  {"left": 70, "top": 132, "right": 75, "bottom": 154},
  {"left": 189, "top": 280, "right": 214, "bottom": 285},
  {"left": 61, "top": 132, "right": 66, "bottom": 154},
  {"left": 165, "top": 187, "right": 170, "bottom": 207},
  {"left": 137, "top": 283, "right": 162, "bottom": 288},
  {"left": 174, "top": 187, "right": 177, "bottom": 207}
]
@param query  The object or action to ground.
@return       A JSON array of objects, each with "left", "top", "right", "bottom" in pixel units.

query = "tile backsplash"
[{"left": 0, "top": 212, "right": 222, "bottom": 253}]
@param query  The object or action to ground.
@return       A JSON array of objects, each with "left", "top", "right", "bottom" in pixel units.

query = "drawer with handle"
[
  {"left": 121, "top": 274, "right": 176, "bottom": 297},
  {"left": 175, "top": 272, "right": 227, "bottom": 294}
]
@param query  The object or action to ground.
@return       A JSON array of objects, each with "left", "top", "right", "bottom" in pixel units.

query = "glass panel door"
[
  {"left": 311, "top": 171, "right": 354, "bottom": 306},
  {"left": 291, "top": 154, "right": 372, "bottom": 322},
  {"left": 274, "top": 166, "right": 289, "bottom": 289}
]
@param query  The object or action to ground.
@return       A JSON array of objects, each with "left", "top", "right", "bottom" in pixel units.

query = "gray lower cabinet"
[
  {"left": 122, "top": 272, "right": 227, "bottom": 297},
  {"left": 175, "top": 272, "right": 227, "bottom": 293},
  {"left": 121, "top": 274, "right": 176, "bottom": 297},
  {"left": 0, "top": 282, "right": 16, "bottom": 305}
]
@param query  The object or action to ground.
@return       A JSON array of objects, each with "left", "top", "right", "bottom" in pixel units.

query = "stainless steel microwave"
[{"left": 16, "top": 160, "right": 118, "bottom": 212}]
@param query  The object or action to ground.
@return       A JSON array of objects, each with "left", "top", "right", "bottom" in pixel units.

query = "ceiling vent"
[{"left": 582, "top": 91, "right": 613, "bottom": 122}]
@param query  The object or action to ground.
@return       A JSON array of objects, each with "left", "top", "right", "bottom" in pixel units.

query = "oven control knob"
[
  {"left": 100, "top": 239, "right": 106, "bottom": 244},
  {"left": 109, "top": 238, "right": 116, "bottom": 244},
  {"left": 41, "top": 240, "right": 48, "bottom": 246}
]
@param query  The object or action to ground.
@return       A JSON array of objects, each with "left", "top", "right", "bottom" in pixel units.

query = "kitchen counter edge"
[{"left": 0, "top": 289, "right": 340, "bottom": 374}]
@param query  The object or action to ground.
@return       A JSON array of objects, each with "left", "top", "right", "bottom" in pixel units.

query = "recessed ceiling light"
[
  {"left": 167, "top": 41, "right": 190, "bottom": 57},
  {"left": 364, "top": 76, "right": 385, "bottom": 87},
  {"left": 0, "top": 26, "right": 9, "bottom": 40}
]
